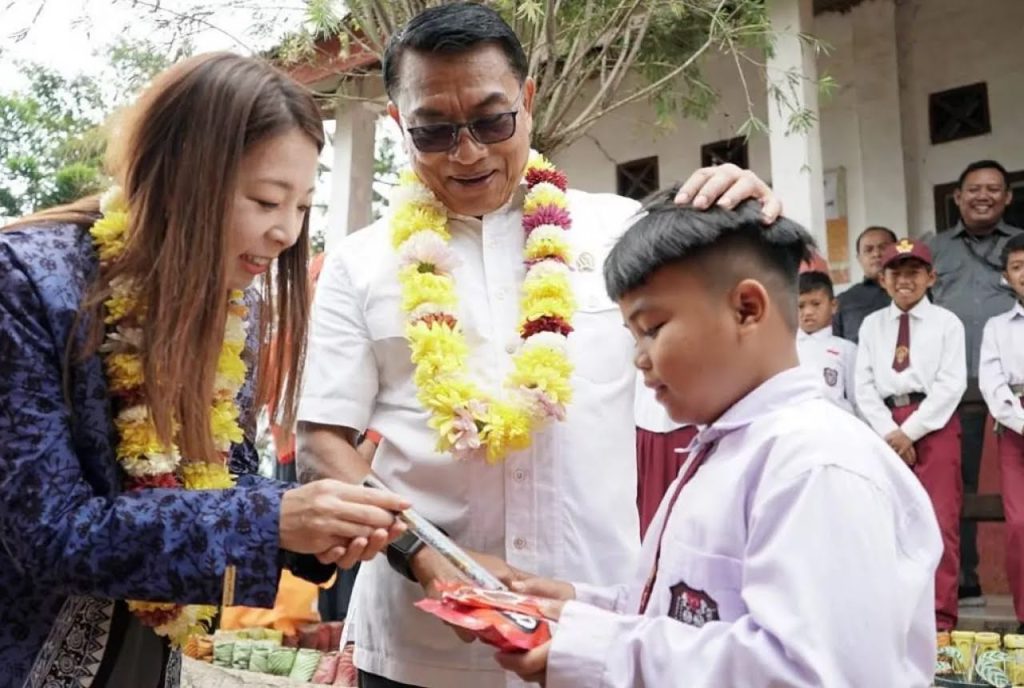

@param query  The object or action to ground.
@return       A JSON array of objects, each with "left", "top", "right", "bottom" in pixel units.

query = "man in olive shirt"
[
  {"left": 833, "top": 226, "right": 896, "bottom": 344},
  {"left": 927, "top": 159, "right": 1023, "bottom": 606}
]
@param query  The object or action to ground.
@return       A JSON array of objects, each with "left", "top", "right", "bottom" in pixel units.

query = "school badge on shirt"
[
  {"left": 823, "top": 367, "right": 839, "bottom": 387},
  {"left": 668, "top": 581, "right": 720, "bottom": 627}
]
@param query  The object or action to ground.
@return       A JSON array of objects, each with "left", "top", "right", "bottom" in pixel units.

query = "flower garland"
[
  {"left": 91, "top": 187, "right": 247, "bottom": 647},
  {"left": 391, "top": 151, "right": 575, "bottom": 462}
]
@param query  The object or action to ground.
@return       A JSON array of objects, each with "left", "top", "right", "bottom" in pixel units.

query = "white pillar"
[
  {"left": 325, "top": 98, "right": 377, "bottom": 252},
  {"left": 766, "top": 0, "right": 827, "bottom": 253}
]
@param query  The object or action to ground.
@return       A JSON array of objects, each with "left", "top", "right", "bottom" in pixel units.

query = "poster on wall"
[{"left": 824, "top": 168, "right": 850, "bottom": 285}]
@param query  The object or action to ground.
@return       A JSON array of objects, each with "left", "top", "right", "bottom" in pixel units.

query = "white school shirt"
[
  {"left": 796, "top": 326, "right": 858, "bottom": 414},
  {"left": 855, "top": 298, "right": 967, "bottom": 441},
  {"left": 979, "top": 301, "right": 1024, "bottom": 434},
  {"left": 298, "top": 187, "right": 641, "bottom": 687},
  {"left": 546, "top": 367, "right": 942, "bottom": 688}
]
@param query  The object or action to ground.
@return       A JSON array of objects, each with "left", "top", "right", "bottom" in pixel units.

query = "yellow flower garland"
[
  {"left": 391, "top": 152, "right": 577, "bottom": 462},
  {"left": 91, "top": 187, "right": 247, "bottom": 647}
]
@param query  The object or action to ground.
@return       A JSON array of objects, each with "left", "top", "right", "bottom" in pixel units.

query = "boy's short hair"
[
  {"left": 604, "top": 191, "right": 814, "bottom": 329},
  {"left": 1002, "top": 233, "right": 1024, "bottom": 268},
  {"left": 799, "top": 271, "right": 834, "bottom": 299}
]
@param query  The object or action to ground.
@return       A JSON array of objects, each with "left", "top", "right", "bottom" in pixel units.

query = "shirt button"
[
  {"left": 512, "top": 469, "right": 527, "bottom": 482},
  {"left": 505, "top": 342, "right": 517, "bottom": 354},
  {"left": 513, "top": 537, "right": 527, "bottom": 550}
]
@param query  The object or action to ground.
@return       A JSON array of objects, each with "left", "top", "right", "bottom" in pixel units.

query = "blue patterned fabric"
[{"left": 0, "top": 223, "right": 325, "bottom": 687}]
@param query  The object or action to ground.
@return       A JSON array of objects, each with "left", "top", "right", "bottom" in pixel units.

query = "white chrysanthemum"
[
  {"left": 224, "top": 314, "right": 247, "bottom": 344},
  {"left": 525, "top": 181, "right": 564, "bottom": 203},
  {"left": 108, "top": 325, "right": 143, "bottom": 349},
  {"left": 398, "top": 230, "right": 461, "bottom": 274},
  {"left": 121, "top": 451, "right": 181, "bottom": 477},
  {"left": 100, "top": 186, "right": 126, "bottom": 214},
  {"left": 522, "top": 331, "right": 569, "bottom": 354},
  {"left": 525, "top": 226, "right": 566, "bottom": 253},
  {"left": 118, "top": 405, "right": 151, "bottom": 423},
  {"left": 407, "top": 302, "right": 456, "bottom": 323},
  {"left": 390, "top": 180, "right": 442, "bottom": 209},
  {"left": 525, "top": 258, "right": 571, "bottom": 281}
]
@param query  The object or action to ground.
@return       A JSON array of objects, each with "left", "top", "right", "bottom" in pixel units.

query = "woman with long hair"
[{"left": 0, "top": 52, "right": 406, "bottom": 687}]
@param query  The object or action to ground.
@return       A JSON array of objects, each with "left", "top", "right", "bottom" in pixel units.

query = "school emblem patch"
[
  {"left": 668, "top": 581, "right": 720, "bottom": 627},
  {"left": 823, "top": 367, "right": 839, "bottom": 387}
]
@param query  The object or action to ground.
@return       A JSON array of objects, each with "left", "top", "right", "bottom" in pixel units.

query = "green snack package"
[
  {"left": 264, "top": 629, "right": 284, "bottom": 645},
  {"left": 248, "top": 640, "right": 276, "bottom": 674},
  {"left": 267, "top": 647, "right": 297, "bottom": 676},
  {"left": 288, "top": 648, "right": 321, "bottom": 682},
  {"left": 231, "top": 639, "right": 254, "bottom": 671},
  {"left": 212, "top": 639, "right": 235, "bottom": 668}
]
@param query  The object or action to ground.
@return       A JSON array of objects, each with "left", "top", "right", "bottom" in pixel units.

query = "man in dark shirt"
[
  {"left": 927, "top": 159, "right": 1023, "bottom": 607},
  {"left": 833, "top": 226, "right": 896, "bottom": 343}
]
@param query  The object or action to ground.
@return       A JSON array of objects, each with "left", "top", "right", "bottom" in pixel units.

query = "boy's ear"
[
  {"left": 731, "top": 278, "right": 768, "bottom": 329},
  {"left": 829, "top": 298, "right": 838, "bottom": 316}
]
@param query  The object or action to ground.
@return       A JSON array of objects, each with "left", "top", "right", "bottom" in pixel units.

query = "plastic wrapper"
[
  {"left": 230, "top": 639, "right": 253, "bottom": 671},
  {"left": 266, "top": 647, "right": 297, "bottom": 676},
  {"left": 415, "top": 583, "right": 552, "bottom": 652},
  {"left": 264, "top": 628, "right": 284, "bottom": 645},
  {"left": 326, "top": 621, "right": 344, "bottom": 651},
  {"left": 288, "top": 648, "right": 321, "bottom": 682},
  {"left": 312, "top": 651, "right": 340, "bottom": 684},
  {"left": 334, "top": 645, "right": 358, "bottom": 686},
  {"left": 212, "top": 638, "right": 234, "bottom": 668},
  {"left": 298, "top": 623, "right": 320, "bottom": 649},
  {"left": 247, "top": 640, "right": 276, "bottom": 674},
  {"left": 282, "top": 632, "right": 300, "bottom": 648}
]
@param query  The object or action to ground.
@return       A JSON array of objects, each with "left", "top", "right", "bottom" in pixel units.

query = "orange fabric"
[{"left": 220, "top": 570, "right": 329, "bottom": 635}]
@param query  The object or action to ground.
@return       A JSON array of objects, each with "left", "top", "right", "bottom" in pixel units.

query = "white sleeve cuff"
[{"left": 546, "top": 601, "right": 619, "bottom": 688}]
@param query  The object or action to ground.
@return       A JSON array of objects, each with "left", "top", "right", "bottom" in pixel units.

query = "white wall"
[{"left": 552, "top": 0, "right": 1024, "bottom": 283}]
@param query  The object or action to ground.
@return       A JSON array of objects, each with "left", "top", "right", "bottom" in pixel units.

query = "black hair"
[
  {"left": 382, "top": 3, "right": 529, "bottom": 99},
  {"left": 855, "top": 225, "right": 897, "bottom": 253},
  {"left": 604, "top": 190, "right": 814, "bottom": 329},
  {"left": 1001, "top": 233, "right": 1024, "bottom": 268},
  {"left": 958, "top": 160, "right": 1010, "bottom": 189},
  {"left": 799, "top": 270, "right": 834, "bottom": 299}
]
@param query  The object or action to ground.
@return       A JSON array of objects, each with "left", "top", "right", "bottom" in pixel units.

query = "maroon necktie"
[
  {"left": 892, "top": 312, "right": 910, "bottom": 372},
  {"left": 637, "top": 441, "right": 717, "bottom": 614}
]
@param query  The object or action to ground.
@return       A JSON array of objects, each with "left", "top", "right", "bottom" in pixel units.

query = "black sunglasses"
[{"left": 403, "top": 90, "right": 524, "bottom": 153}]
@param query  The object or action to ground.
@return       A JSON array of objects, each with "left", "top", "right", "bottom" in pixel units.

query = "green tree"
[
  {"left": 0, "top": 38, "right": 176, "bottom": 217},
  {"left": 285, "top": 0, "right": 828, "bottom": 155}
]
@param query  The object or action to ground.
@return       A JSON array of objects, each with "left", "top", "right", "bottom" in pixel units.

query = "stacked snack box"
[
  {"left": 184, "top": 622, "right": 356, "bottom": 686},
  {"left": 935, "top": 631, "right": 1024, "bottom": 687}
]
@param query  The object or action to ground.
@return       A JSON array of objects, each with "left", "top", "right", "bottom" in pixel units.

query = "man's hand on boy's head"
[
  {"left": 675, "top": 163, "right": 782, "bottom": 223},
  {"left": 496, "top": 641, "right": 550, "bottom": 686}
]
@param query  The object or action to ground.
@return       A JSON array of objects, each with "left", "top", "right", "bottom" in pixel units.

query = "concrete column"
[
  {"left": 325, "top": 97, "right": 377, "bottom": 252},
  {"left": 851, "top": 0, "right": 909, "bottom": 239},
  {"left": 766, "top": 0, "right": 828, "bottom": 253}
]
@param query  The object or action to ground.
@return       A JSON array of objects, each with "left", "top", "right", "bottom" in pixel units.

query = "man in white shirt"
[
  {"left": 295, "top": 5, "right": 782, "bottom": 687},
  {"left": 855, "top": 238, "right": 967, "bottom": 631},
  {"left": 979, "top": 232, "right": 1024, "bottom": 632},
  {"left": 796, "top": 270, "right": 857, "bottom": 414},
  {"left": 498, "top": 194, "right": 941, "bottom": 687}
]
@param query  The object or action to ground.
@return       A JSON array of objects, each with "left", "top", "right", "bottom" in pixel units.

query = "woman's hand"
[{"left": 279, "top": 480, "right": 409, "bottom": 567}]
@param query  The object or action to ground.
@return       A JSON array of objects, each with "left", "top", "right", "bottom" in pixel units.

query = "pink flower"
[
  {"left": 522, "top": 387, "right": 566, "bottom": 422},
  {"left": 523, "top": 206, "right": 572, "bottom": 232},
  {"left": 450, "top": 402, "right": 487, "bottom": 461},
  {"left": 398, "top": 231, "right": 461, "bottom": 275}
]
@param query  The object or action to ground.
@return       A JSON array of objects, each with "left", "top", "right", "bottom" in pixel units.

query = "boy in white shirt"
[
  {"left": 796, "top": 270, "right": 858, "bottom": 414},
  {"left": 855, "top": 238, "right": 967, "bottom": 632},
  {"left": 979, "top": 232, "right": 1024, "bottom": 632},
  {"left": 495, "top": 195, "right": 942, "bottom": 687}
]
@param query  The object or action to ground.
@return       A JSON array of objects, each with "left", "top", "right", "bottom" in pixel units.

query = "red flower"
[
  {"left": 134, "top": 605, "right": 183, "bottom": 628},
  {"left": 127, "top": 473, "right": 181, "bottom": 490},
  {"left": 523, "top": 206, "right": 572, "bottom": 233},
  {"left": 526, "top": 167, "right": 568, "bottom": 192},
  {"left": 417, "top": 313, "right": 459, "bottom": 329},
  {"left": 521, "top": 316, "right": 574, "bottom": 339}
]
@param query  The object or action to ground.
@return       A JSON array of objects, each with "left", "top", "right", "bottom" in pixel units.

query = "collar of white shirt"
[
  {"left": 1013, "top": 301, "right": 1024, "bottom": 319},
  {"left": 797, "top": 326, "right": 834, "bottom": 341},
  {"left": 886, "top": 296, "right": 933, "bottom": 321},
  {"left": 694, "top": 367, "right": 819, "bottom": 447}
]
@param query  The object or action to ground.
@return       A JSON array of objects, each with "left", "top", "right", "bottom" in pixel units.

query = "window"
[
  {"left": 929, "top": 82, "right": 991, "bottom": 145},
  {"left": 700, "top": 137, "right": 748, "bottom": 169},
  {"left": 616, "top": 156, "right": 659, "bottom": 201}
]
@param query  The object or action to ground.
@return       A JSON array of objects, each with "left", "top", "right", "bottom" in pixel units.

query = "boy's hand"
[
  {"left": 884, "top": 429, "right": 915, "bottom": 462},
  {"left": 510, "top": 577, "right": 575, "bottom": 619},
  {"left": 496, "top": 641, "right": 551, "bottom": 686},
  {"left": 901, "top": 445, "right": 918, "bottom": 467}
]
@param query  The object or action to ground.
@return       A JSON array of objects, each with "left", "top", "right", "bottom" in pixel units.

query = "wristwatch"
[{"left": 387, "top": 530, "right": 426, "bottom": 582}]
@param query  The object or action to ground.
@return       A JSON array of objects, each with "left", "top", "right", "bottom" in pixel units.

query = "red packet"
[{"left": 415, "top": 583, "right": 551, "bottom": 653}]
